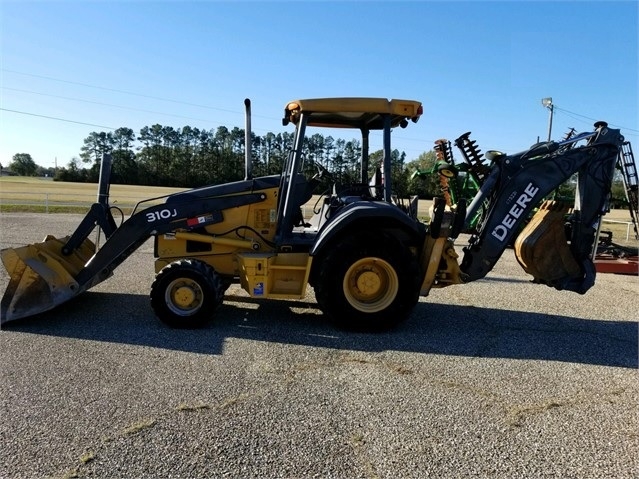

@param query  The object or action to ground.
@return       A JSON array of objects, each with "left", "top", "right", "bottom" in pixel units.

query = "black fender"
[{"left": 310, "top": 201, "right": 426, "bottom": 266}]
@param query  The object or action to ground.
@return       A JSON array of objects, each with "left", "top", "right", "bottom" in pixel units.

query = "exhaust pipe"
[{"left": 244, "top": 98, "right": 252, "bottom": 180}]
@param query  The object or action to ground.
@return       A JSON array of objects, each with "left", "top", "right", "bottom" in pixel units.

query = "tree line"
[
  {"left": 46, "top": 123, "right": 442, "bottom": 198},
  {"left": 6, "top": 123, "right": 631, "bottom": 206},
  {"left": 55, "top": 125, "right": 412, "bottom": 189}
]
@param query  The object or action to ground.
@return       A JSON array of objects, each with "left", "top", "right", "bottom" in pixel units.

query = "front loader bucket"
[{"left": 1, "top": 235, "right": 96, "bottom": 324}]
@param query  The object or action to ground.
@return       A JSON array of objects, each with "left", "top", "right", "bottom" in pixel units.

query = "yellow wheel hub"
[
  {"left": 356, "top": 271, "right": 382, "bottom": 295},
  {"left": 343, "top": 257, "right": 399, "bottom": 313},
  {"left": 166, "top": 278, "right": 203, "bottom": 315},
  {"left": 173, "top": 285, "right": 196, "bottom": 308}
]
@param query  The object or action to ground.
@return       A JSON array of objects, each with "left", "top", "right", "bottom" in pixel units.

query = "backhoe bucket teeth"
[
  {"left": 514, "top": 200, "right": 581, "bottom": 282},
  {"left": 1, "top": 235, "right": 96, "bottom": 324}
]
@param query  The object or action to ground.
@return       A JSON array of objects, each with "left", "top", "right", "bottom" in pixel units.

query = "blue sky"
[{"left": 1, "top": 1, "right": 637, "bottom": 170}]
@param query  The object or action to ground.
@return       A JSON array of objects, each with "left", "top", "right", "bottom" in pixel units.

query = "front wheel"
[
  {"left": 314, "top": 233, "right": 420, "bottom": 331},
  {"left": 150, "top": 259, "right": 224, "bottom": 329}
]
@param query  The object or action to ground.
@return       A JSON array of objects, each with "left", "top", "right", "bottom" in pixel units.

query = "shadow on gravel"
[{"left": 3, "top": 290, "right": 637, "bottom": 369}]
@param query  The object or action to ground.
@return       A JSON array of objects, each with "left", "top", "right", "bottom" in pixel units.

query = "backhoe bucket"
[
  {"left": 1, "top": 235, "right": 96, "bottom": 324},
  {"left": 514, "top": 200, "right": 581, "bottom": 282}
]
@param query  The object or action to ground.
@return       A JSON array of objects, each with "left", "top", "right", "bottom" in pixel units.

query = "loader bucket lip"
[{"left": 1, "top": 236, "right": 96, "bottom": 324}]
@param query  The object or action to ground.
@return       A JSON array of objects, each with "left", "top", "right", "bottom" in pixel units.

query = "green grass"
[
  {"left": 0, "top": 176, "right": 186, "bottom": 205},
  {"left": 0, "top": 204, "right": 92, "bottom": 214},
  {"left": 79, "top": 451, "right": 95, "bottom": 464},
  {"left": 122, "top": 418, "right": 156, "bottom": 436}
]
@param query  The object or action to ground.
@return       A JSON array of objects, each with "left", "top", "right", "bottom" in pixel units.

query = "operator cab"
[{"left": 277, "top": 98, "right": 422, "bottom": 247}]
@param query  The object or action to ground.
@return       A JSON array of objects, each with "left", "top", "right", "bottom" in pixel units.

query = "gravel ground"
[{"left": 0, "top": 213, "right": 637, "bottom": 479}]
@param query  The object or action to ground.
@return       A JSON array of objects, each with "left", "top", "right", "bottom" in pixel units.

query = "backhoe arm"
[{"left": 459, "top": 124, "right": 624, "bottom": 293}]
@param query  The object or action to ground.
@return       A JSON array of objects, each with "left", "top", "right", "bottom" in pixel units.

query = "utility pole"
[{"left": 541, "top": 97, "right": 554, "bottom": 141}]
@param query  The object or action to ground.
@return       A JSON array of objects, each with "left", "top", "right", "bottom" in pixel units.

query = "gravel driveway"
[{"left": 1, "top": 213, "right": 637, "bottom": 478}]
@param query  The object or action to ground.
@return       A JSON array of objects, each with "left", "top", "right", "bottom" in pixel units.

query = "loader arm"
[
  {"left": 1, "top": 192, "right": 267, "bottom": 323},
  {"left": 458, "top": 124, "right": 625, "bottom": 293},
  {"left": 74, "top": 193, "right": 268, "bottom": 289}
]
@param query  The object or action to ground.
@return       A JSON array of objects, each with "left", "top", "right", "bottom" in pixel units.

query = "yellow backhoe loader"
[{"left": 0, "top": 98, "right": 628, "bottom": 330}]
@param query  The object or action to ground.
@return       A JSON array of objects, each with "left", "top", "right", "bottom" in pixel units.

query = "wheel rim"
[
  {"left": 440, "top": 168, "right": 455, "bottom": 178},
  {"left": 165, "top": 277, "right": 204, "bottom": 316},
  {"left": 343, "top": 257, "right": 399, "bottom": 313}
]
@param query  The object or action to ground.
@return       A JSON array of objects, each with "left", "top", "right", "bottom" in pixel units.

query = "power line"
[
  {"left": 2, "top": 86, "right": 223, "bottom": 125},
  {"left": 554, "top": 105, "right": 639, "bottom": 134},
  {"left": 5, "top": 67, "right": 636, "bottom": 156},
  {"left": 1, "top": 68, "right": 275, "bottom": 120},
  {"left": 1, "top": 81, "right": 432, "bottom": 155},
  {"left": 0, "top": 108, "right": 116, "bottom": 130},
  {"left": 6, "top": 68, "right": 638, "bottom": 137}
]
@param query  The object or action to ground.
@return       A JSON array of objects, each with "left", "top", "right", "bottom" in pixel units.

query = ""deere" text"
[{"left": 491, "top": 182, "right": 540, "bottom": 241}]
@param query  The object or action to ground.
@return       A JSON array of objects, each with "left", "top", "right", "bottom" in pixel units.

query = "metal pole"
[
  {"left": 382, "top": 115, "right": 392, "bottom": 203},
  {"left": 97, "top": 153, "right": 112, "bottom": 206},
  {"left": 541, "top": 97, "right": 554, "bottom": 141}
]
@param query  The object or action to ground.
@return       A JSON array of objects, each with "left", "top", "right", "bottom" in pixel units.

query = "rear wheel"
[
  {"left": 314, "top": 233, "right": 420, "bottom": 331},
  {"left": 150, "top": 259, "right": 223, "bottom": 329}
]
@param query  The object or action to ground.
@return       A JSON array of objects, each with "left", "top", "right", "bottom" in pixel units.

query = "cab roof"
[{"left": 283, "top": 98, "right": 422, "bottom": 130}]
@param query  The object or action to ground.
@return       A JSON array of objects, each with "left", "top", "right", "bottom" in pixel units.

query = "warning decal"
[{"left": 187, "top": 214, "right": 213, "bottom": 227}]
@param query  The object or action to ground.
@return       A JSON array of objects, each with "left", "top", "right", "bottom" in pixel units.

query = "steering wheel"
[{"left": 312, "top": 160, "right": 333, "bottom": 182}]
